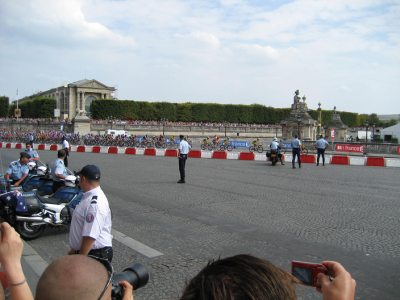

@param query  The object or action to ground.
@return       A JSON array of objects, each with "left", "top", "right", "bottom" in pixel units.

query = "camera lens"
[{"left": 112, "top": 263, "right": 149, "bottom": 300}]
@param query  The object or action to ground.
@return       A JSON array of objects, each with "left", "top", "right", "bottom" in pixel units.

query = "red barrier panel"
[
  {"left": 398, "top": 147, "right": 400, "bottom": 155},
  {"left": 144, "top": 148, "right": 156, "bottom": 156},
  {"left": 0, "top": 142, "right": 2, "bottom": 148},
  {"left": 300, "top": 154, "right": 315, "bottom": 163},
  {"left": 212, "top": 151, "right": 227, "bottom": 159},
  {"left": 165, "top": 149, "right": 178, "bottom": 157},
  {"left": 331, "top": 156, "right": 349, "bottom": 165},
  {"left": 77, "top": 146, "right": 86, "bottom": 152},
  {"left": 38, "top": 144, "right": 45, "bottom": 150},
  {"left": 50, "top": 145, "right": 58, "bottom": 151},
  {"left": 92, "top": 146, "right": 101, "bottom": 153},
  {"left": 6, "top": 143, "right": 11, "bottom": 148},
  {"left": 239, "top": 152, "right": 255, "bottom": 160},
  {"left": 108, "top": 147, "right": 118, "bottom": 154},
  {"left": 366, "top": 157, "right": 385, "bottom": 167},
  {"left": 15, "top": 144, "right": 22, "bottom": 149},
  {"left": 188, "top": 150, "right": 201, "bottom": 158},
  {"left": 125, "top": 148, "right": 136, "bottom": 155}
]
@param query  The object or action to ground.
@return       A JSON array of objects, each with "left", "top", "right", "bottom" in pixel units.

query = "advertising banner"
[
  {"left": 229, "top": 141, "right": 250, "bottom": 148},
  {"left": 335, "top": 144, "right": 364, "bottom": 153},
  {"left": 331, "top": 129, "right": 335, "bottom": 139},
  {"left": 281, "top": 142, "right": 292, "bottom": 149}
]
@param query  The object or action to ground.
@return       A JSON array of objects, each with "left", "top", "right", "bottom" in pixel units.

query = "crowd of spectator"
[{"left": 0, "top": 118, "right": 72, "bottom": 124}]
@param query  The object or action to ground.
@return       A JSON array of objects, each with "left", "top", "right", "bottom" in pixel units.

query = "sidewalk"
[{"left": 21, "top": 240, "right": 48, "bottom": 296}]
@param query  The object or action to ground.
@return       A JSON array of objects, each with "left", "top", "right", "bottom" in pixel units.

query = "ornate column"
[{"left": 81, "top": 92, "right": 85, "bottom": 110}]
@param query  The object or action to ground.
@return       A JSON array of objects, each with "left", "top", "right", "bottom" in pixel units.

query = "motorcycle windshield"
[{"left": 0, "top": 191, "right": 29, "bottom": 213}]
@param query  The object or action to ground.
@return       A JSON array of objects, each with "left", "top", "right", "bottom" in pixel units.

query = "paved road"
[{"left": 1, "top": 148, "right": 399, "bottom": 299}]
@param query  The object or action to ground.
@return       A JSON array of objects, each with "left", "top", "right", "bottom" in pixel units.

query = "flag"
[
  {"left": 16, "top": 88, "right": 18, "bottom": 96},
  {"left": 0, "top": 191, "right": 28, "bottom": 212},
  {"left": 56, "top": 88, "right": 58, "bottom": 96}
]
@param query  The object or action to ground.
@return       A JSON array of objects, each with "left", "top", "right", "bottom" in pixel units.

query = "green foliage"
[
  {"left": 391, "top": 137, "right": 398, "bottom": 144},
  {"left": 338, "top": 111, "right": 357, "bottom": 127},
  {"left": 9, "top": 97, "right": 56, "bottom": 118},
  {"left": 367, "top": 113, "right": 380, "bottom": 126},
  {"left": 175, "top": 103, "right": 193, "bottom": 122},
  {"left": 152, "top": 102, "right": 177, "bottom": 121},
  {"left": 225, "top": 105, "right": 241, "bottom": 123},
  {"left": 0, "top": 96, "right": 9, "bottom": 117}
]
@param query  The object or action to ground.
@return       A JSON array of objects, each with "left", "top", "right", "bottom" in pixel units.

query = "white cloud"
[
  {"left": 235, "top": 44, "right": 280, "bottom": 60},
  {"left": 174, "top": 32, "right": 220, "bottom": 49}
]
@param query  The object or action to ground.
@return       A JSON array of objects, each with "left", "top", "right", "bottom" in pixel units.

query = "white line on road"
[{"left": 112, "top": 229, "right": 164, "bottom": 258}]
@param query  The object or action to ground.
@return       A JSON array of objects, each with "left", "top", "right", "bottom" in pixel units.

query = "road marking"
[{"left": 112, "top": 229, "right": 164, "bottom": 258}]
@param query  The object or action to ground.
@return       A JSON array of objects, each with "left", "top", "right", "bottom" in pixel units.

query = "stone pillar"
[
  {"left": 81, "top": 92, "right": 85, "bottom": 110},
  {"left": 76, "top": 91, "right": 80, "bottom": 110}
]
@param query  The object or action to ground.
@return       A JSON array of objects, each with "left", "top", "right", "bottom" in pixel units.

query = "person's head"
[
  {"left": 320, "top": 135, "right": 323, "bottom": 139},
  {"left": 19, "top": 152, "right": 30, "bottom": 165},
  {"left": 36, "top": 255, "right": 112, "bottom": 300},
  {"left": 77, "top": 165, "right": 101, "bottom": 192},
  {"left": 25, "top": 142, "right": 32, "bottom": 150},
  {"left": 295, "top": 135, "right": 298, "bottom": 138},
  {"left": 57, "top": 149, "right": 66, "bottom": 158},
  {"left": 180, "top": 254, "right": 299, "bottom": 300},
  {"left": 180, "top": 135, "right": 184, "bottom": 140}
]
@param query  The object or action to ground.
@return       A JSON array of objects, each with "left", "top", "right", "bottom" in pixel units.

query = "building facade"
[{"left": 14, "top": 79, "right": 115, "bottom": 119}]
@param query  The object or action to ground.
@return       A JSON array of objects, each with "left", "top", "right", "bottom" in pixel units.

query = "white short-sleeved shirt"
[
  {"left": 51, "top": 158, "right": 67, "bottom": 182},
  {"left": 315, "top": 139, "right": 329, "bottom": 149},
  {"left": 179, "top": 140, "right": 191, "bottom": 154},
  {"left": 270, "top": 141, "right": 279, "bottom": 150},
  {"left": 69, "top": 186, "right": 113, "bottom": 251}
]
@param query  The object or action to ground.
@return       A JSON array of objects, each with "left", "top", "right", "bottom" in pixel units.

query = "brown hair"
[{"left": 180, "top": 254, "right": 299, "bottom": 300}]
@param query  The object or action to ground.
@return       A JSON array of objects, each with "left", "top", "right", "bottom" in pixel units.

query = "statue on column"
[{"left": 294, "top": 90, "right": 301, "bottom": 103}]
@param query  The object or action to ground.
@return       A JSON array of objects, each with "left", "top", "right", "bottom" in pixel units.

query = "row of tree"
[{"left": 0, "top": 96, "right": 396, "bottom": 127}]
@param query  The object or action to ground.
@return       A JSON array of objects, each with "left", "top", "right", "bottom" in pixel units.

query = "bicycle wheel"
[
  {"left": 201, "top": 144, "right": 206, "bottom": 150},
  {"left": 208, "top": 144, "right": 214, "bottom": 151},
  {"left": 302, "top": 148, "right": 308, "bottom": 155},
  {"left": 257, "top": 146, "right": 263, "bottom": 153},
  {"left": 249, "top": 146, "right": 255, "bottom": 153},
  {"left": 227, "top": 145, "right": 233, "bottom": 152},
  {"left": 173, "top": 143, "right": 179, "bottom": 149},
  {"left": 220, "top": 145, "right": 225, "bottom": 151}
]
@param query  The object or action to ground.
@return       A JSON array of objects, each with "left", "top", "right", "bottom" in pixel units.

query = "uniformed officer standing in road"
[
  {"left": 5, "top": 152, "right": 30, "bottom": 186},
  {"left": 51, "top": 150, "right": 68, "bottom": 193},
  {"left": 29, "top": 133, "right": 34, "bottom": 148},
  {"left": 314, "top": 135, "right": 329, "bottom": 166},
  {"left": 62, "top": 136, "right": 70, "bottom": 167},
  {"left": 291, "top": 135, "right": 303, "bottom": 169},
  {"left": 25, "top": 142, "right": 40, "bottom": 162},
  {"left": 68, "top": 165, "right": 113, "bottom": 262},
  {"left": 178, "top": 135, "right": 191, "bottom": 183}
]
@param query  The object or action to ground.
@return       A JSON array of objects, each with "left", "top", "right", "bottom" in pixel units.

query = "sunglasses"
[{"left": 87, "top": 255, "right": 114, "bottom": 300}]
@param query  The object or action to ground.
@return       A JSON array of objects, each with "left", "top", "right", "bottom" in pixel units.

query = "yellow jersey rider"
[{"left": 252, "top": 138, "right": 260, "bottom": 147}]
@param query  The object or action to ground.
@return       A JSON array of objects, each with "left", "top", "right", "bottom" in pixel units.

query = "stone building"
[
  {"left": 324, "top": 107, "right": 348, "bottom": 142},
  {"left": 14, "top": 79, "right": 115, "bottom": 119},
  {"left": 281, "top": 90, "right": 318, "bottom": 140}
]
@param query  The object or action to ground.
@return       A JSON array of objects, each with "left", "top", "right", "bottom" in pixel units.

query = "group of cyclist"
[{"left": 0, "top": 130, "right": 81, "bottom": 145}]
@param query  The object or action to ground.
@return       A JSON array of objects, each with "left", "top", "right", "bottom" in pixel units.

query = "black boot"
[
  {"left": 299, "top": 163, "right": 301, "bottom": 168},
  {"left": 177, "top": 177, "right": 185, "bottom": 183},
  {"left": 292, "top": 162, "right": 296, "bottom": 169}
]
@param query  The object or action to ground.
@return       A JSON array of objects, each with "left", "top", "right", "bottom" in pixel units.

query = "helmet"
[
  {"left": 27, "top": 161, "right": 36, "bottom": 171},
  {"left": 273, "top": 137, "right": 278, "bottom": 142},
  {"left": 37, "top": 166, "right": 47, "bottom": 176},
  {"left": 65, "top": 175, "right": 77, "bottom": 187}
]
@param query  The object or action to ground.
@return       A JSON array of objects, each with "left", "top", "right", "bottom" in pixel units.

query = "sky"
[{"left": 0, "top": 0, "right": 399, "bottom": 115}]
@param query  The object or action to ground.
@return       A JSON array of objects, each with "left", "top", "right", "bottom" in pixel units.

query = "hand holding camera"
[{"left": 316, "top": 261, "right": 356, "bottom": 300}]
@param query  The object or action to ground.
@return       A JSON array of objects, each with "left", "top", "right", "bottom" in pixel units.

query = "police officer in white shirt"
[
  {"left": 51, "top": 150, "right": 68, "bottom": 193},
  {"left": 178, "top": 135, "right": 191, "bottom": 183},
  {"left": 314, "top": 135, "right": 329, "bottom": 166},
  {"left": 25, "top": 142, "right": 40, "bottom": 162},
  {"left": 68, "top": 165, "right": 113, "bottom": 262},
  {"left": 269, "top": 137, "right": 284, "bottom": 165},
  {"left": 62, "top": 136, "right": 70, "bottom": 167}
]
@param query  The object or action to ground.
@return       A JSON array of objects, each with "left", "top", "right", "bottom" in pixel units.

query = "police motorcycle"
[
  {"left": 266, "top": 138, "right": 282, "bottom": 166},
  {"left": 0, "top": 174, "right": 83, "bottom": 240}
]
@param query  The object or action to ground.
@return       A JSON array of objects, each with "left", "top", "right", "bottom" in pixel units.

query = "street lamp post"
[
  {"left": 275, "top": 123, "right": 279, "bottom": 137},
  {"left": 161, "top": 118, "right": 168, "bottom": 136},
  {"left": 224, "top": 121, "right": 228, "bottom": 137},
  {"left": 373, "top": 123, "right": 376, "bottom": 142},
  {"left": 365, "top": 121, "right": 369, "bottom": 143}
]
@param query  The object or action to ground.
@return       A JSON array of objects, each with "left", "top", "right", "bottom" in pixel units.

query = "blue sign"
[
  {"left": 222, "top": 141, "right": 250, "bottom": 147},
  {"left": 281, "top": 142, "right": 292, "bottom": 149}
]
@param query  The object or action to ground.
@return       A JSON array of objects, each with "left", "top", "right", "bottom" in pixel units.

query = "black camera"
[{"left": 111, "top": 263, "right": 149, "bottom": 300}]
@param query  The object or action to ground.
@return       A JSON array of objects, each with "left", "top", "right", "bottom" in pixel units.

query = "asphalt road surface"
[{"left": 1, "top": 148, "right": 399, "bottom": 299}]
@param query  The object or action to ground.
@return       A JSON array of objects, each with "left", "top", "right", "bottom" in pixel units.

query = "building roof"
[
  {"left": 380, "top": 123, "right": 400, "bottom": 133},
  {"left": 69, "top": 79, "right": 90, "bottom": 86}
]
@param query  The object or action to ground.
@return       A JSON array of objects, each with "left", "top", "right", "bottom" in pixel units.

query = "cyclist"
[
  {"left": 142, "top": 134, "right": 149, "bottom": 144},
  {"left": 253, "top": 138, "right": 261, "bottom": 148},
  {"left": 213, "top": 135, "right": 220, "bottom": 146},
  {"left": 170, "top": 135, "right": 176, "bottom": 145},
  {"left": 203, "top": 137, "right": 210, "bottom": 146}
]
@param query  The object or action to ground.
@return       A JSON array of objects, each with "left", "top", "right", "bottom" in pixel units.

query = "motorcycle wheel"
[
  {"left": 271, "top": 158, "right": 276, "bottom": 166},
  {"left": 15, "top": 221, "right": 45, "bottom": 240}
]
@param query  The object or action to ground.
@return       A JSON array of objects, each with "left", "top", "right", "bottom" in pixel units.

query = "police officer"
[
  {"left": 270, "top": 137, "right": 285, "bottom": 165},
  {"left": 68, "top": 165, "right": 113, "bottom": 262},
  {"left": 314, "top": 135, "right": 329, "bottom": 166},
  {"left": 5, "top": 152, "right": 30, "bottom": 186},
  {"left": 291, "top": 135, "right": 303, "bottom": 169},
  {"left": 178, "top": 134, "right": 191, "bottom": 183},
  {"left": 62, "top": 136, "right": 69, "bottom": 167},
  {"left": 29, "top": 133, "right": 34, "bottom": 148},
  {"left": 51, "top": 150, "right": 68, "bottom": 193},
  {"left": 25, "top": 142, "right": 40, "bottom": 162}
]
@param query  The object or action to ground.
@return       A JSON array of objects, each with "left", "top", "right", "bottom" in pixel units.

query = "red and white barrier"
[
  {"left": 50, "top": 145, "right": 58, "bottom": 151},
  {"left": 366, "top": 157, "right": 385, "bottom": 167},
  {"left": 300, "top": 154, "right": 316, "bottom": 163},
  {"left": 125, "top": 148, "right": 136, "bottom": 155},
  {"left": 144, "top": 148, "right": 156, "bottom": 156},
  {"left": 188, "top": 150, "right": 201, "bottom": 158},
  {"left": 15, "top": 143, "right": 22, "bottom": 149},
  {"left": 212, "top": 151, "right": 227, "bottom": 159},
  {"left": 239, "top": 152, "right": 255, "bottom": 161},
  {"left": 165, "top": 149, "right": 178, "bottom": 157},
  {"left": 227, "top": 152, "right": 239, "bottom": 159},
  {"left": 330, "top": 156, "right": 349, "bottom": 165}
]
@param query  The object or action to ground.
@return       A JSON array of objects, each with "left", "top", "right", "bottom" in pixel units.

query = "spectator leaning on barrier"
[{"left": 315, "top": 135, "right": 329, "bottom": 166}]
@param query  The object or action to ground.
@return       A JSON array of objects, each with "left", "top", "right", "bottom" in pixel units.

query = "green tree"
[
  {"left": 367, "top": 113, "right": 380, "bottom": 126},
  {"left": 0, "top": 96, "right": 9, "bottom": 117},
  {"left": 176, "top": 103, "right": 193, "bottom": 122}
]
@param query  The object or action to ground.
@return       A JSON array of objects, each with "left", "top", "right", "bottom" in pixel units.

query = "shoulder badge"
[{"left": 91, "top": 195, "right": 98, "bottom": 204}]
